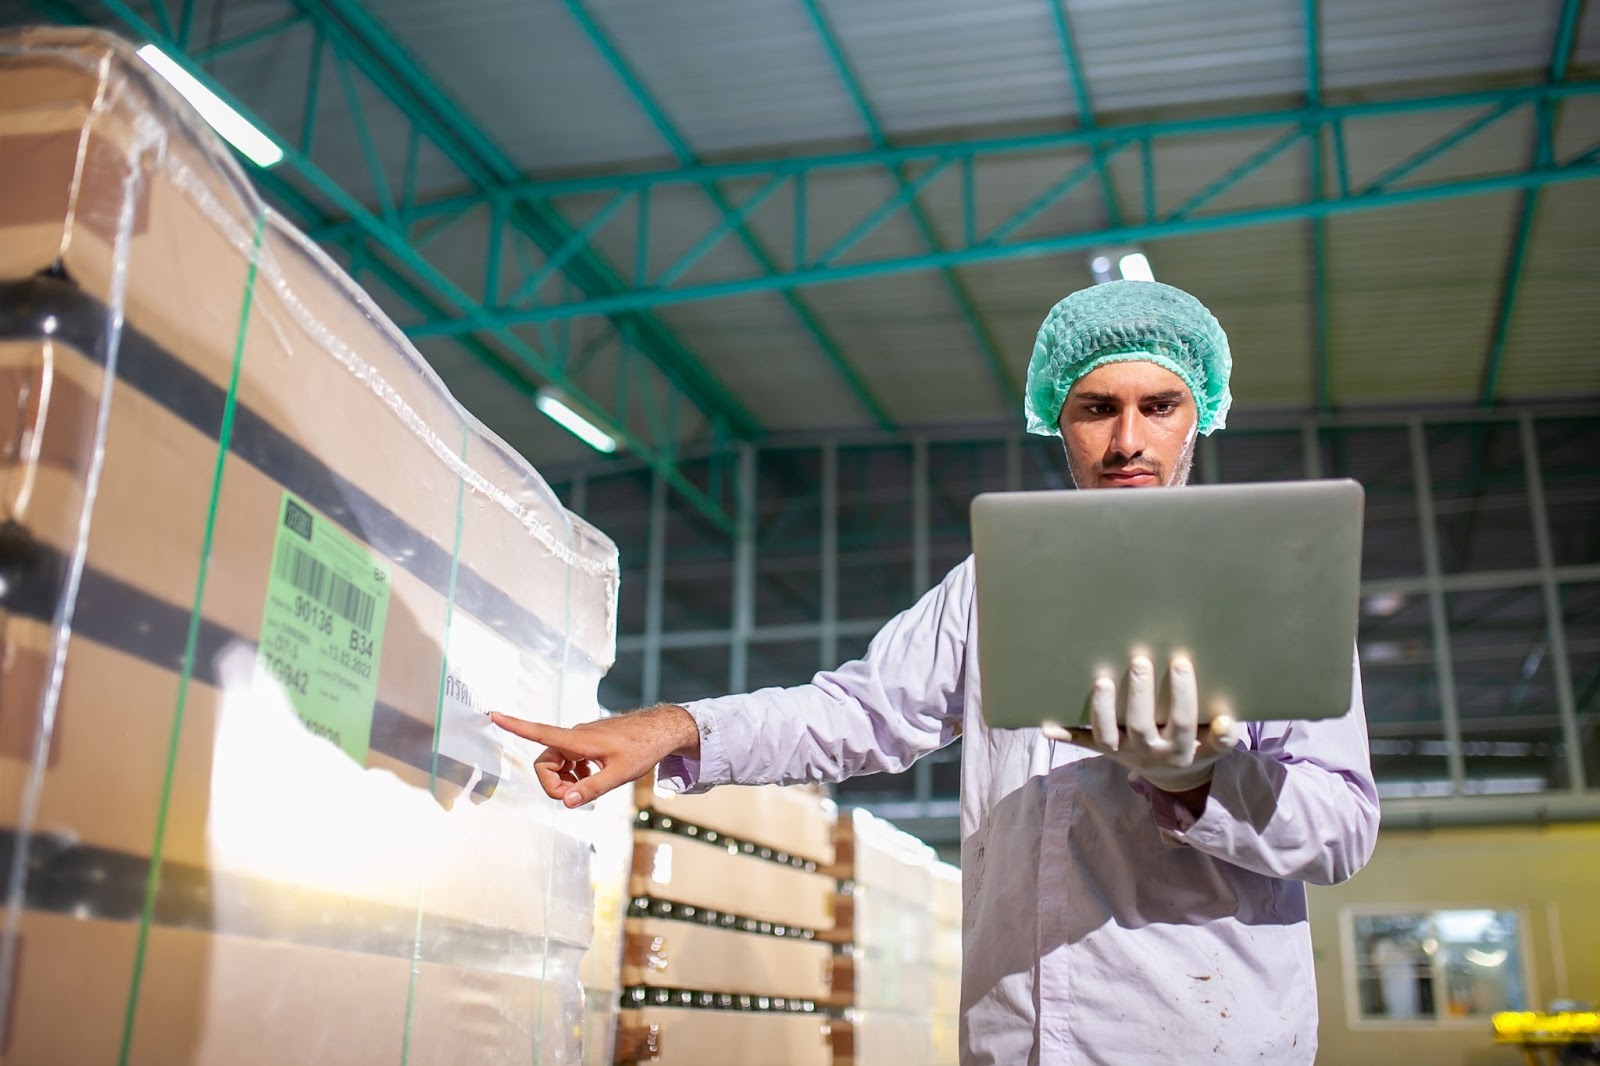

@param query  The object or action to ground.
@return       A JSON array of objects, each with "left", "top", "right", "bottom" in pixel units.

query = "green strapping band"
[{"left": 117, "top": 211, "right": 267, "bottom": 1065}]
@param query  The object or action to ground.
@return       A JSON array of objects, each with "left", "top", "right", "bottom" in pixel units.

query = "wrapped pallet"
[
  {"left": 580, "top": 786, "right": 638, "bottom": 1066},
  {"left": 615, "top": 781, "right": 839, "bottom": 1065},
  {"left": 929, "top": 861, "right": 962, "bottom": 1066},
  {"left": 0, "top": 27, "right": 628, "bottom": 1065},
  {"left": 828, "top": 809, "right": 941, "bottom": 1066}
]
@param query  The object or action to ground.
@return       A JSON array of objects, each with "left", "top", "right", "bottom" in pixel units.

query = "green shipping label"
[{"left": 257, "top": 492, "right": 391, "bottom": 764}]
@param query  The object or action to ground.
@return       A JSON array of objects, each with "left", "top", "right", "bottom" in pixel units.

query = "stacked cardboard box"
[
  {"left": 0, "top": 27, "right": 628, "bottom": 1065},
  {"left": 581, "top": 786, "right": 638, "bottom": 1066},
  {"left": 615, "top": 781, "right": 840, "bottom": 1066},
  {"left": 825, "top": 809, "right": 954, "bottom": 1066},
  {"left": 929, "top": 861, "right": 963, "bottom": 1065}
]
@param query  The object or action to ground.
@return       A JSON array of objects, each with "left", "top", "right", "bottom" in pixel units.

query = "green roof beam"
[
  {"left": 560, "top": 0, "right": 897, "bottom": 429},
  {"left": 798, "top": 0, "right": 1018, "bottom": 405},
  {"left": 292, "top": 0, "right": 763, "bottom": 439},
  {"left": 407, "top": 157, "right": 1600, "bottom": 332},
  {"left": 1306, "top": 0, "right": 1333, "bottom": 413},
  {"left": 74, "top": 0, "right": 737, "bottom": 530},
  {"left": 1479, "top": 0, "right": 1587, "bottom": 406},
  {"left": 1046, "top": 0, "right": 1126, "bottom": 229}
]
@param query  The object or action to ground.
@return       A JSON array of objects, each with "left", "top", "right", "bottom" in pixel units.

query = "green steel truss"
[
  {"left": 35, "top": 0, "right": 761, "bottom": 531},
  {"left": 798, "top": 0, "right": 1018, "bottom": 406},
  {"left": 1479, "top": 0, "right": 1588, "bottom": 406},
  {"left": 28, "top": 0, "right": 1600, "bottom": 526},
  {"left": 393, "top": 80, "right": 1600, "bottom": 332}
]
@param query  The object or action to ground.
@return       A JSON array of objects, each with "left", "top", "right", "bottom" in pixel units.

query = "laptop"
[{"left": 971, "top": 480, "right": 1364, "bottom": 729}]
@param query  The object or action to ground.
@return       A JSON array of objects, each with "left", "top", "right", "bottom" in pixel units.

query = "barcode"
[{"left": 276, "top": 543, "right": 377, "bottom": 632}]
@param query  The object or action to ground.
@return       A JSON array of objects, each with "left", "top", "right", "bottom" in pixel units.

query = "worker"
[{"left": 493, "top": 280, "right": 1379, "bottom": 1065}]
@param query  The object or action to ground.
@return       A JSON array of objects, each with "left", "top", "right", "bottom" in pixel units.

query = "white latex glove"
[{"left": 1041, "top": 654, "right": 1241, "bottom": 792}]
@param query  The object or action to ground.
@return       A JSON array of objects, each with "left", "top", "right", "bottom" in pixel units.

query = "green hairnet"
[{"left": 1024, "top": 280, "right": 1233, "bottom": 437}]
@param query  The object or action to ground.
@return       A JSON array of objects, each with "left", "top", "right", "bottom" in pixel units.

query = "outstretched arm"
[{"left": 495, "top": 558, "right": 974, "bottom": 806}]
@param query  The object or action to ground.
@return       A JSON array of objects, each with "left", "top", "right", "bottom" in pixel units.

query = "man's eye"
[{"left": 1149, "top": 403, "right": 1177, "bottom": 416}]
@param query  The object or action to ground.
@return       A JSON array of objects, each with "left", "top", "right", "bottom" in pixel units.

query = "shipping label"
[{"left": 257, "top": 492, "right": 391, "bottom": 764}]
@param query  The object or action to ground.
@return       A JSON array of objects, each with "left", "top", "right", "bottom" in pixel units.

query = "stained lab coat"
[{"left": 660, "top": 556, "right": 1380, "bottom": 1065}]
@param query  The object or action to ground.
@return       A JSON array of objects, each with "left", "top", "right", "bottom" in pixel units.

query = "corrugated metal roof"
[
  {"left": 804, "top": 0, "right": 1081, "bottom": 137},
  {"left": 656, "top": 291, "right": 880, "bottom": 430},
  {"left": 1321, "top": 0, "right": 1560, "bottom": 92},
  {"left": 13, "top": 0, "right": 1590, "bottom": 458},
  {"left": 1501, "top": 181, "right": 1600, "bottom": 399},
  {"left": 216, "top": 0, "right": 1571, "bottom": 178},
  {"left": 1327, "top": 193, "right": 1518, "bottom": 401},
  {"left": 1339, "top": 104, "right": 1537, "bottom": 191},
  {"left": 1152, "top": 225, "right": 1317, "bottom": 409},
  {"left": 1071, "top": 0, "right": 1306, "bottom": 114},
  {"left": 799, "top": 270, "right": 1010, "bottom": 425},
  {"left": 579, "top": 0, "right": 868, "bottom": 155},
  {"left": 370, "top": 0, "right": 673, "bottom": 171}
]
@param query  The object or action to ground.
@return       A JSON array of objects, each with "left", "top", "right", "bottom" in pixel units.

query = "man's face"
[{"left": 1059, "top": 361, "right": 1199, "bottom": 490}]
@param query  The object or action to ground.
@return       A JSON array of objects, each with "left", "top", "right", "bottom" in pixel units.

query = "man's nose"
[{"left": 1109, "top": 408, "right": 1147, "bottom": 460}]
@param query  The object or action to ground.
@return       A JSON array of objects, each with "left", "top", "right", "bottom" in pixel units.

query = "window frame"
[{"left": 1339, "top": 903, "right": 1537, "bottom": 1030}]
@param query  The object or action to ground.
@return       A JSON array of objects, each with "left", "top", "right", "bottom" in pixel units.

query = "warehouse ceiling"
[{"left": 6, "top": 0, "right": 1600, "bottom": 525}]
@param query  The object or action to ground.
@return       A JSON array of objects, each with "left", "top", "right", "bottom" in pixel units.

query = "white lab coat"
[{"left": 660, "top": 556, "right": 1380, "bottom": 1064}]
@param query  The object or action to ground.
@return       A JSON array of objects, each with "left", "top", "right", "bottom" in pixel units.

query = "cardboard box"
[
  {"left": 615, "top": 1008, "right": 833, "bottom": 1066},
  {"left": 630, "top": 831, "right": 835, "bottom": 933},
  {"left": 932, "top": 1015, "right": 960, "bottom": 1066},
  {"left": 836, "top": 810, "right": 935, "bottom": 905},
  {"left": 635, "top": 780, "right": 836, "bottom": 867},
  {"left": 0, "top": 29, "right": 629, "bottom": 1066},
  {"left": 930, "top": 861, "right": 962, "bottom": 927},
  {"left": 622, "top": 918, "right": 834, "bottom": 1001},
  {"left": 1, "top": 573, "right": 598, "bottom": 945},
  {"left": 932, "top": 923, "right": 962, "bottom": 973},
  {"left": 829, "top": 945, "right": 937, "bottom": 1013},
  {"left": 0, "top": 323, "right": 606, "bottom": 740},
  {"left": 839, "top": 1011, "right": 934, "bottom": 1066},
  {"left": 0, "top": 333, "right": 600, "bottom": 809},
  {"left": 933, "top": 967, "right": 961, "bottom": 1019},
  {"left": 0, "top": 39, "right": 617, "bottom": 670},
  {"left": 836, "top": 887, "right": 935, "bottom": 961},
  {"left": 1, "top": 910, "right": 584, "bottom": 1066}
]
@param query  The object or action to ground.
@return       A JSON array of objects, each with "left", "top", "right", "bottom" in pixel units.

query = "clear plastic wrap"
[
  {"left": 0, "top": 27, "right": 627, "bottom": 1065},
  {"left": 836, "top": 810, "right": 942, "bottom": 1065},
  {"left": 929, "top": 861, "right": 962, "bottom": 1066}
]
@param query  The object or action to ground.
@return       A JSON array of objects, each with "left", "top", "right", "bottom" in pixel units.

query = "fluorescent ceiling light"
[
  {"left": 536, "top": 389, "right": 618, "bottom": 454},
  {"left": 1118, "top": 252, "right": 1155, "bottom": 282},
  {"left": 1088, "top": 246, "right": 1154, "bottom": 284},
  {"left": 136, "top": 44, "right": 284, "bottom": 169}
]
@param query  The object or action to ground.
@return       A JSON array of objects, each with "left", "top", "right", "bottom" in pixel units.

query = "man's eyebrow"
[{"left": 1072, "top": 390, "right": 1188, "bottom": 403}]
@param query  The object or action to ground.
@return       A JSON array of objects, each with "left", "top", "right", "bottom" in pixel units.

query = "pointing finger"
[{"left": 490, "top": 713, "right": 601, "bottom": 756}]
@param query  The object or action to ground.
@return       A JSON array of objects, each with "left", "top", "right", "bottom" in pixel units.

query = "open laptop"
[{"left": 971, "top": 480, "right": 1364, "bottom": 729}]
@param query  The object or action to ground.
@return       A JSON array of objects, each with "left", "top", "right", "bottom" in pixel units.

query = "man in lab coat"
[{"left": 495, "top": 281, "right": 1379, "bottom": 1065}]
